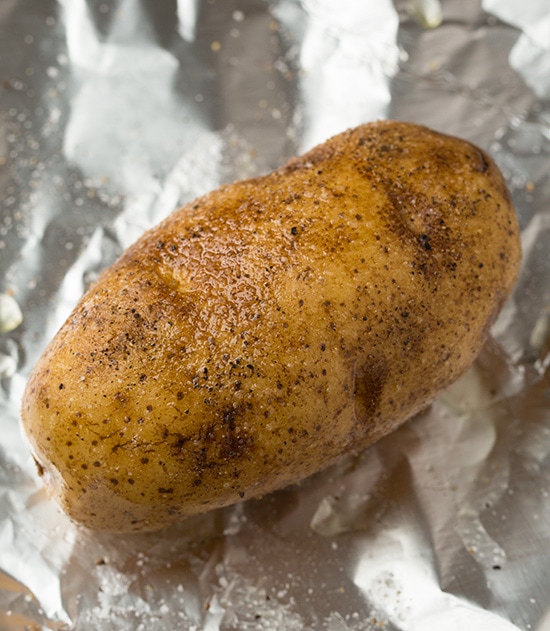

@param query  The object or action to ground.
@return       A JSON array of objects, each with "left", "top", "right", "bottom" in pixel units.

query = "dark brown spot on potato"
[
  {"left": 33, "top": 457, "right": 44, "bottom": 477},
  {"left": 467, "top": 144, "right": 490, "bottom": 173},
  {"left": 353, "top": 359, "right": 388, "bottom": 426},
  {"left": 219, "top": 406, "right": 254, "bottom": 461}
]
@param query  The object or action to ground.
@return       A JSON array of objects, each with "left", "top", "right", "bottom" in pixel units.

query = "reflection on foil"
[
  {"left": 491, "top": 112, "right": 550, "bottom": 380},
  {"left": 483, "top": 0, "right": 550, "bottom": 99},
  {"left": 296, "top": 0, "right": 400, "bottom": 148},
  {"left": 1, "top": 0, "right": 550, "bottom": 629}
]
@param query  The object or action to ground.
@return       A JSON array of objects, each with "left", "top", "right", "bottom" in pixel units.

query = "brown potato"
[{"left": 21, "top": 121, "right": 521, "bottom": 532}]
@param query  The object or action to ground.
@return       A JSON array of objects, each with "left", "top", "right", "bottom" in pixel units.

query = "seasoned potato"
[{"left": 21, "top": 121, "right": 521, "bottom": 532}]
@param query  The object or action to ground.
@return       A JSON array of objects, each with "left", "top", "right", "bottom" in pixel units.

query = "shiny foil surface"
[{"left": 1, "top": 0, "right": 549, "bottom": 629}]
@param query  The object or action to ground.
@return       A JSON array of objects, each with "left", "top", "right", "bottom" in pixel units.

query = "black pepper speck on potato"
[{"left": 21, "top": 121, "right": 521, "bottom": 532}]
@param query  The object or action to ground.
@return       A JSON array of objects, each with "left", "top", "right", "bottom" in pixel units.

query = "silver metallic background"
[{"left": 1, "top": 0, "right": 549, "bottom": 629}]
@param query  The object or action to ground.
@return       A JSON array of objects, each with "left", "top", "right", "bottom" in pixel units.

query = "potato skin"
[{"left": 21, "top": 121, "right": 521, "bottom": 532}]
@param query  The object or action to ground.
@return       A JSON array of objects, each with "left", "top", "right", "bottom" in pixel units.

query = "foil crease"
[{"left": 1, "top": 0, "right": 549, "bottom": 629}]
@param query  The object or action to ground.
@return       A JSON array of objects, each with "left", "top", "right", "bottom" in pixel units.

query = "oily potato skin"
[{"left": 22, "top": 121, "right": 521, "bottom": 533}]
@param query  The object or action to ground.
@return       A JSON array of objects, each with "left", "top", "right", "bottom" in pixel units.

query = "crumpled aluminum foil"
[{"left": 1, "top": 0, "right": 549, "bottom": 629}]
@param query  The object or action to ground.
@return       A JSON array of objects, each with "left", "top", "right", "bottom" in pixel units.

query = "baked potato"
[{"left": 21, "top": 121, "right": 521, "bottom": 532}]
